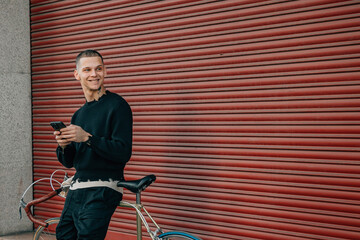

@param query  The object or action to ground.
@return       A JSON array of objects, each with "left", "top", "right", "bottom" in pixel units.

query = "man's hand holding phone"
[
  {"left": 51, "top": 121, "right": 70, "bottom": 148},
  {"left": 51, "top": 121, "right": 91, "bottom": 148}
]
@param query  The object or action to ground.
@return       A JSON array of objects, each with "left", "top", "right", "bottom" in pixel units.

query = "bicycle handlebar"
[{"left": 22, "top": 188, "right": 62, "bottom": 227}]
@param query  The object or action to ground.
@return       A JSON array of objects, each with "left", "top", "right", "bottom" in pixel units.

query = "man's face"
[{"left": 74, "top": 56, "right": 106, "bottom": 92}]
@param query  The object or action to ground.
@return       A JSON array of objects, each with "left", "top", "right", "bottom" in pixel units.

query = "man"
[{"left": 53, "top": 49, "right": 132, "bottom": 240}]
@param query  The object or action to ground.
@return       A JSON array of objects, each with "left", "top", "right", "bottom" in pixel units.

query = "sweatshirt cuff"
[{"left": 57, "top": 145, "right": 65, "bottom": 154}]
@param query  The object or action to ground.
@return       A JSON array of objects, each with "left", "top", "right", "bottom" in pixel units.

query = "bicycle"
[{"left": 19, "top": 172, "right": 201, "bottom": 240}]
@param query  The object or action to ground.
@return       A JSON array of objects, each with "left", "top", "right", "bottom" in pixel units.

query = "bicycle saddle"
[{"left": 117, "top": 174, "right": 156, "bottom": 193}]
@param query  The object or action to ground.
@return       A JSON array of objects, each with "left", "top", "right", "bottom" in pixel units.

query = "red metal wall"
[{"left": 31, "top": 1, "right": 360, "bottom": 239}]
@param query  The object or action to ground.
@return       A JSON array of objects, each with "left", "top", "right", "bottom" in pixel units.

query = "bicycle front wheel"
[
  {"left": 159, "top": 231, "right": 201, "bottom": 240},
  {"left": 33, "top": 217, "right": 60, "bottom": 240}
]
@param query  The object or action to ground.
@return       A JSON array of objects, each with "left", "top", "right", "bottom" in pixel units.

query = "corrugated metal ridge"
[
  {"left": 31, "top": 5, "right": 360, "bottom": 49},
  {"left": 30, "top": 0, "right": 354, "bottom": 37},
  {"left": 31, "top": 0, "right": 222, "bottom": 25},
  {"left": 32, "top": 72, "right": 360, "bottom": 92},
  {"left": 31, "top": 19, "right": 360, "bottom": 57},
  {"left": 31, "top": 0, "right": 250, "bottom": 33},
  {"left": 31, "top": 33, "right": 360, "bottom": 65},
  {"left": 32, "top": 44, "right": 360, "bottom": 74}
]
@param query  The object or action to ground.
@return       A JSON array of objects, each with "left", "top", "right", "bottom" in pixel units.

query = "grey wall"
[{"left": 0, "top": 0, "right": 32, "bottom": 235}]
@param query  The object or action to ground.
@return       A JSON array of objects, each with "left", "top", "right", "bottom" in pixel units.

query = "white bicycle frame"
[{"left": 119, "top": 192, "right": 163, "bottom": 240}]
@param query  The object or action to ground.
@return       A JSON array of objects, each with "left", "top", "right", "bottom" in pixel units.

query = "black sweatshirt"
[{"left": 56, "top": 91, "right": 133, "bottom": 182}]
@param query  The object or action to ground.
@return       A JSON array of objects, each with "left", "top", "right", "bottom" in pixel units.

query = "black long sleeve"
[
  {"left": 56, "top": 91, "right": 132, "bottom": 181},
  {"left": 56, "top": 143, "right": 76, "bottom": 168}
]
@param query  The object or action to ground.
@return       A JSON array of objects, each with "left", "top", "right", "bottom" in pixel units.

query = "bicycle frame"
[
  {"left": 119, "top": 192, "right": 163, "bottom": 240},
  {"left": 21, "top": 173, "right": 200, "bottom": 240}
]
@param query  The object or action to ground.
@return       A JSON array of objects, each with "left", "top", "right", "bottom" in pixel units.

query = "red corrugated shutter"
[{"left": 31, "top": 0, "right": 360, "bottom": 239}]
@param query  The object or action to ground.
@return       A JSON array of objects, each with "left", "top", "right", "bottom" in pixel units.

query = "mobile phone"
[{"left": 50, "top": 121, "right": 66, "bottom": 131}]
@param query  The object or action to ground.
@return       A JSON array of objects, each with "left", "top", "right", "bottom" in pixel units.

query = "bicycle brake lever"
[
  {"left": 20, "top": 198, "right": 26, "bottom": 208},
  {"left": 19, "top": 198, "right": 27, "bottom": 219}
]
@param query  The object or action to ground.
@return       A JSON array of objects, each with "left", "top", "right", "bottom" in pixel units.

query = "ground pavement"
[{"left": 0, "top": 232, "right": 34, "bottom": 240}]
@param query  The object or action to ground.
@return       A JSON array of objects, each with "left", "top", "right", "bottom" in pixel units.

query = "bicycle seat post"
[
  {"left": 136, "top": 192, "right": 142, "bottom": 240},
  {"left": 117, "top": 175, "right": 156, "bottom": 240}
]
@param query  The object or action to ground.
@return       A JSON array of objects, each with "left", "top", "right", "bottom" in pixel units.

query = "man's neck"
[{"left": 84, "top": 87, "right": 107, "bottom": 102}]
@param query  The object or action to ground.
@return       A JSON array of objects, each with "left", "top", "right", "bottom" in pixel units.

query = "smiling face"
[{"left": 74, "top": 56, "right": 106, "bottom": 93}]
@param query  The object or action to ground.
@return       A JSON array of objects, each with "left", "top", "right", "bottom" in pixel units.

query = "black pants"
[{"left": 56, "top": 187, "right": 122, "bottom": 240}]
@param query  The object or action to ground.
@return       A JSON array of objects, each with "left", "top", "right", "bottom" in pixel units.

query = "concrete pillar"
[{"left": 0, "top": 0, "right": 32, "bottom": 235}]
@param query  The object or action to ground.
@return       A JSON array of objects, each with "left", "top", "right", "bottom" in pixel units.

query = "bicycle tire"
[
  {"left": 159, "top": 231, "right": 201, "bottom": 240},
  {"left": 33, "top": 217, "right": 60, "bottom": 240}
]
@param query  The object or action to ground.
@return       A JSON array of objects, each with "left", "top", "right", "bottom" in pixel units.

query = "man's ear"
[
  {"left": 74, "top": 69, "right": 80, "bottom": 81},
  {"left": 104, "top": 66, "right": 107, "bottom": 77}
]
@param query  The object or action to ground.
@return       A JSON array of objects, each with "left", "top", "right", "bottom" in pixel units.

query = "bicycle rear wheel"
[
  {"left": 159, "top": 231, "right": 201, "bottom": 240},
  {"left": 33, "top": 217, "right": 60, "bottom": 240}
]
